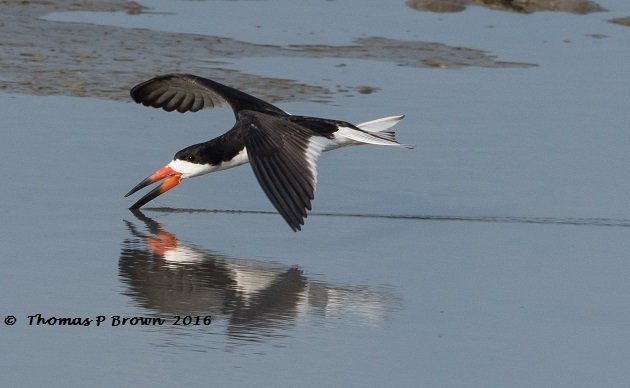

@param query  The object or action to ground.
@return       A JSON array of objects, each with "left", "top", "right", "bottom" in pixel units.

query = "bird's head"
[{"left": 124, "top": 146, "right": 212, "bottom": 209}]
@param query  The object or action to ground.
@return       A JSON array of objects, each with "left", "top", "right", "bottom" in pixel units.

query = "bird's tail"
[
  {"left": 352, "top": 115, "right": 414, "bottom": 149},
  {"left": 356, "top": 115, "right": 405, "bottom": 132}
]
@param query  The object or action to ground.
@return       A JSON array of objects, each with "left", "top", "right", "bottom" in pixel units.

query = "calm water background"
[{"left": 3, "top": 0, "right": 630, "bottom": 386}]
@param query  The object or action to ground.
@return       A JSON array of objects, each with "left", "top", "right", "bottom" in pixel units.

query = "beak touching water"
[{"left": 124, "top": 165, "right": 182, "bottom": 209}]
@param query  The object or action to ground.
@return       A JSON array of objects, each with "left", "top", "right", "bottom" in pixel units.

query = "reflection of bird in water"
[
  {"left": 120, "top": 210, "right": 401, "bottom": 344},
  {"left": 121, "top": 210, "right": 306, "bottom": 338},
  {"left": 124, "top": 74, "right": 412, "bottom": 231}
]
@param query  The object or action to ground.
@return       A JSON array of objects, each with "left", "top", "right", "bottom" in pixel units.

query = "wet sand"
[
  {"left": 405, "top": 0, "right": 606, "bottom": 14},
  {"left": 610, "top": 16, "right": 630, "bottom": 26},
  {"left": 0, "top": 0, "right": 534, "bottom": 103}
]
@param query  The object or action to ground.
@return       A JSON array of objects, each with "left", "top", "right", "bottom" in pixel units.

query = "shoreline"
[{"left": 0, "top": 0, "right": 534, "bottom": 103}]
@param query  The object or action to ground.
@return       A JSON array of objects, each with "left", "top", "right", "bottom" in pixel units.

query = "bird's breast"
[{"left": 169, "top": 148, "right": 250, "bottom": 179}]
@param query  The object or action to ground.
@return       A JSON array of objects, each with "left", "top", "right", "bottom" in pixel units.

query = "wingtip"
[{"left": 287, "top": 217, "right": 304, "bottom": 232}]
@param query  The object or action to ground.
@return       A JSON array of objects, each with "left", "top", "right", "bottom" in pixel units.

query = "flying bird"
[{"left": 125, "top": 74, "right": 412, "bottom": 231}]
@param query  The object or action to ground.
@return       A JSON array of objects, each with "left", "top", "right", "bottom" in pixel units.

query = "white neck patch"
[{"left": 168, "top": 148, "right": 250, "bottom": 178}]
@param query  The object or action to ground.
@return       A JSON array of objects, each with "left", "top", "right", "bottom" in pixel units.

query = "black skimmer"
[{"left": 125, "top": 74, "right": 412, "bottom": 231}]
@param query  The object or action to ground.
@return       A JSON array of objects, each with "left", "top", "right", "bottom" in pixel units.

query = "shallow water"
[{"left": 2, "top": 0, "right": 630, "bottom": 386}]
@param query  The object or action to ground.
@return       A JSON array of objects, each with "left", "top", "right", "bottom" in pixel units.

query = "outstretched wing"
[
  {"left": 240, "top": 111, "right": 329, "bottom": 231},
  {"left": 130, "top": 74, "right": 287, "bottom": 117}
]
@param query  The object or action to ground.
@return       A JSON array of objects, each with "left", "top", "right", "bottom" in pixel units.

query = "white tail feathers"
[
  {"left": 323, "top": 115, "right": 414, "bottom": 152},
  {"left": 352, "top": 115, "right": 414, "bottom": 149},
  {"left": 356, "top": 115, "right": 405, "bottom": 132}
]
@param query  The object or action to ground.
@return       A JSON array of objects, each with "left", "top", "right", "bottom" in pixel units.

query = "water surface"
[{"left": 2, "top": 0, "right": 630, "bottom": 386}]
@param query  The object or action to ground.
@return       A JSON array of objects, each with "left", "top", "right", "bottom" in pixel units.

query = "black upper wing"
[
  {"left": 240, "top": 111, "right": 328, "bottom": 231},
  {"left": 130, "top": 74, "right": 287, "bottom": 118}
]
